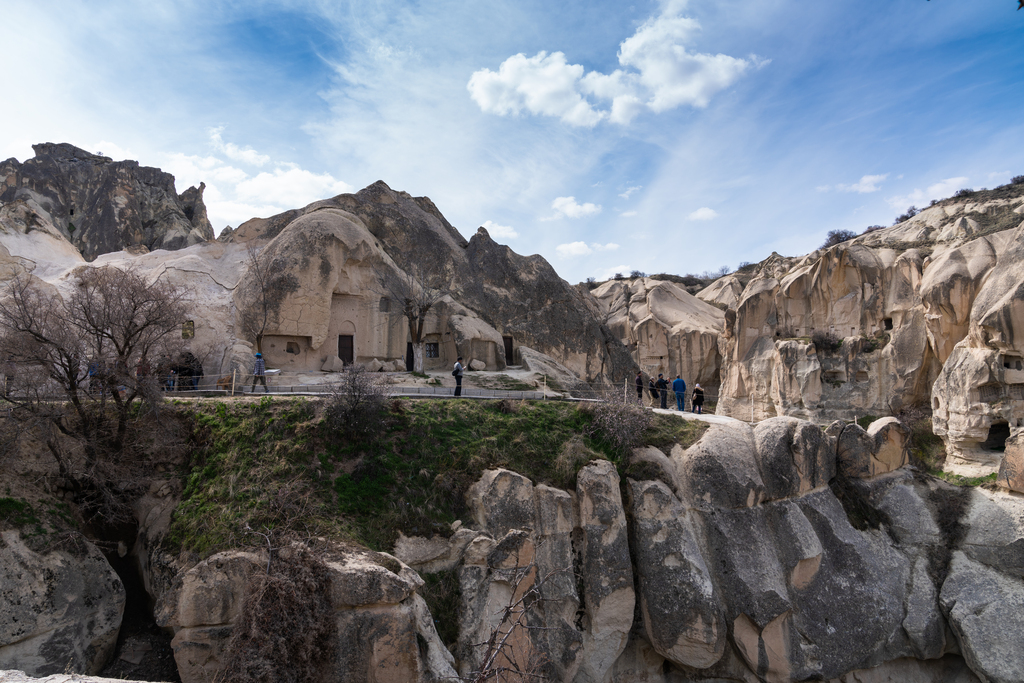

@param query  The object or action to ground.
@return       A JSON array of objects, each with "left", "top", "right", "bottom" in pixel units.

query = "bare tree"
[
  {"left": 238, "top": 242, "right": 299, "bottom": 354},
  {"left": 462, "top": 549, "right": 569, "bottom": 683},
  {"left": 0, "top": 267, "right": 191, "bottom": 483},
  {"left": 374, "top": 258, "right": 452, "bottom": 374}
]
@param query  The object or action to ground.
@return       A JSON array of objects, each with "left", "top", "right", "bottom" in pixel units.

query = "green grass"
[
  {"left": 168, "top": 397, "right": 707, "bottom": 556},
  {"left": 934, "top": 472, "right": 998, "bottom": 487}
]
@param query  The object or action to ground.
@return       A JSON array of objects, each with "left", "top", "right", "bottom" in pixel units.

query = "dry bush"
[
  {"left": 811, "top": 330, "right": 842, "bottom": 353},
  {"left": 553, "top": 435, "right": 603, "bottom": 483},
  {"left": 220, "top": 548, "right": 337, "bottom": 683},
  {"left": 320, "top": 366, "right": 389, "bottom": 437},
  {"left": 581, "top": 397, "right": 652, "bottom": 457}
]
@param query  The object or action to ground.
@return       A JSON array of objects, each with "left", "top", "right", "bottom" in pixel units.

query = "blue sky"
[{"left": 3, "top": 0, "right": 1023, "bottom": 283}]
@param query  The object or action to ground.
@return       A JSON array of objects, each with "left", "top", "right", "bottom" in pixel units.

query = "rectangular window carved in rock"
[{"left": 425, "top": 343, "right": 439, "bottom": 358}]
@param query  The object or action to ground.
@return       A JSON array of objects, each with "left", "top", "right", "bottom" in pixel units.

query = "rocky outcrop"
[
  {"left": 397, "top": 414, "right": 1024, "bottom": 683},
  {"left": 155, "top": 545, "right": 456, "bottom": 683},
  {"left": 0, "top": 531, "right": 125, "bottom": 676},
  {"left": 591, "top": 277, "right": 724, "bottom": 389},
  {"left": 0, "top": 143, "right": 213, "bottom": 260}
]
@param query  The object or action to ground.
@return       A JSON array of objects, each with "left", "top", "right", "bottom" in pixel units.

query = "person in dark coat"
[
  {"left": 692, "top": 384, "right": 705, "bottom": 414},
  {"left": 453, "top": 356, "right": 464, "bottom": 397},
  {"left": 252, "top": 352, "right": 267, "bottom": 393},
  {"left": 635, "top": 371, "right": 644, "bottom": 404},
  {"left": 655, "top": 374, "right": 669, "bottom": 409},
  {"left": 648, "top": 376, "right": 658, "bottom": 407}
]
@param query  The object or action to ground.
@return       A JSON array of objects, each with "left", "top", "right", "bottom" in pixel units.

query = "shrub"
[
  {"left": 320, "top": 367, "right": 389, "bottom": 438},
  {"left": 820, "top": 229, "right": 857, "bottom": 250},
  {"left": 585, "top": 277, "right": 597, "bottom": 289},
  {"left": 811, "top": 330, "right": 842, "bottom": 352},
  {"left": 221, "top": 548, "right": 337, "bottom": 683},
  {"left": 583, "top": 398, "right": 652, "bottom": 457},
  {"left": 1011, "top": 175, "right": 1024, "bottom": 185},
  {"left": 953, "top": 188, "right": 974, "bottom": 198},
  {"left": 894, "top": 206, "right": 919, "bottom": 225},
  {"left": 862, "top": 225, "right": 885, "bottom": 234},
  {"left": 629, "top": 270, "right": 646, "bottom": 279}
]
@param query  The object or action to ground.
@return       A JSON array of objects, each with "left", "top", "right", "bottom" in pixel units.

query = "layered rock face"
[
  {"left": 0, "top": 143, "right": 213, "bottom": 260},
  {"left": 0, "top": 531, "right": 125, "bottom": 676},
  {"left": 689, "top": 186, "right": 1024, "bottom": 478},
  {"left": 395, "top": 415, "right": 1024, "bottom": 683},
  {"left": 591, "top": 277, "right": 725, "bottom": 389},
  {"left": 231, "top": 181, "right": 634, "bottom": 383}
]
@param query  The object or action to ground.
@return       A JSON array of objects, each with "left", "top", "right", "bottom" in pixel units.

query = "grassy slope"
[{"left": 169, "top": 397, "right": 708, "bottom": 554}]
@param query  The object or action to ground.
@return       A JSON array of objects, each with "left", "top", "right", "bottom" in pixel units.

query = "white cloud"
[
  {"left": 598, "top": 265, "right": 633, "bottom": 280},
  {"left": 468, "top": 5, "right": 763, "bottom": 127},
  {"left": 235, "top": 167, "right": 352, "bottom": 206},
  {"left": 620, "top": 210, "right": 638, "bottom": 217},
  {"left": 555, "top": 241, "right": 619, "bottom": 258},
  {"left": 687, "top": 207, "right": 718, "bottom": 220},
  {"left": 209, "top": 127, "right": 270, "bottom": 167},
  {"left": 548, "top": 196, "right": 602, "bottom": 219},
  {"left": 836, "top": 173, "right": 888, "bottom": 193},
  {"left": 467, "top": 51, "right": 605, "bottom": 127},
  {"left": 886, "top": 176, "right": 970, "bottom": 209},
  {"left": 481, "top": 220, "right": 518, "bottom": 239},
  {"left": 619, "top": 185, "right": 642, "bottom": 199}
]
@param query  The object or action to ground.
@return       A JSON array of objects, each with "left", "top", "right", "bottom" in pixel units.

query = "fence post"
[
  {"left": 543, "top": 374, "right": 547, "bottom": 399},
  {"left": 231, "top": 369, "right": 236, "bottom": 396}
]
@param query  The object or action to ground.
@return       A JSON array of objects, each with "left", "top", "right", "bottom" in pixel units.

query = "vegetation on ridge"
[{"left": 169, "top": 396, "right": 708, "bottom": 555}]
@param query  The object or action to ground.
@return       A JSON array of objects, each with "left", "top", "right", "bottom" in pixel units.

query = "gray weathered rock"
[
  {"left": 0, "top": 531, "right": 125, "bottom": 676},
  {"left": 0, "top": 143, "right": 213, "bottom": 260}
]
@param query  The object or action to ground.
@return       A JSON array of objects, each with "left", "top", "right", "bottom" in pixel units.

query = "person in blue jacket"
[{"left": 672, "top": 375, "right": 686, "bottom": 411}]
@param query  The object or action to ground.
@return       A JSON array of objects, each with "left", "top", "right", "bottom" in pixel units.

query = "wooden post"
[
  {"left": 543, "top": 374, "right": 547, "bottom": 399},
  {"left": 231, "top": 369, "right": 236, "bottom": 396}
]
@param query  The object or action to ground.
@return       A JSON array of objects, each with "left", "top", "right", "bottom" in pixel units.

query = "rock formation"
[
  {"left": 0, "top": 143, "right": 213, "bottom": 260},
  {"left": 591, "top": 277, "right": 725, "bottom": 388},
  {"left": 395, "top": 415, "right": 1024, "bottom": 683},
  {"left": 0, "top": 531, "right": 125, "bottom": 676}
]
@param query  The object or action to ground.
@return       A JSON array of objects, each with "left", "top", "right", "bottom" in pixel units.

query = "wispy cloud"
[
  {"left": 556, "top": 241, "right": 619, "bottom": 257},
  {"left": 468, "top": 4, "right": 765, "bottom": 126},
  {"left": 687, "top": 207, "right": 718, "bottom": 220},
  {"left": 620, "top": 210, "right": 638, "bottom": 217},
  {"left": 886, "top": 176, "right": 970, "bottom": 210},
  {"left": 836, "top": 173, "right": 888, "bottom": 193},
  {"left": 546, "top": 196, "right": 602, "bottom": 220},
  {"left": 619, "top": 185, "right": 642, "bottom": 199},
  {"left": 481, "top": 220, "right": 518, "bottom": 239},
  {"left": 209, "top": 127, "right": 270, "bottom": 167}
]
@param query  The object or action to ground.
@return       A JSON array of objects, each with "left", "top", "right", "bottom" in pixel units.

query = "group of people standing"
[{"left": 635, "top": 371, "right": 704, "bottom": 413}]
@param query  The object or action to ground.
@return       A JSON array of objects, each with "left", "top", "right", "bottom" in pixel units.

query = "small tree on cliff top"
[
  {"left": 239, "top": 242, "right": 299, "bottom": 354},
  {"left": 374, "top": 258, "right": 452, "bottom": 374}
]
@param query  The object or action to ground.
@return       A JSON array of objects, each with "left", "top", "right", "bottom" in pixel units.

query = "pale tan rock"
[
  {"left": 592, "top": 277, "right": 724, "bottom": 386},
  {"left": 998, "top": 432, "right": 1024, "bottom": 493},
  {"left": 465, "top": 469, "right": 536, "bottom": 538}
]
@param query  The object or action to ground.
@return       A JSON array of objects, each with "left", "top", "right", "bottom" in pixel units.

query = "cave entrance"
[
  {"left": 338, "top": 335, "right": 354, "bottom": 364},
  {"left": 981, "top": 421, "right": 1010, "bottom": 452}
]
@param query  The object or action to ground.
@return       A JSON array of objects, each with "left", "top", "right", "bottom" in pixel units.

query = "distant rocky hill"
[{"left": 0, "top": 143, "right": 213, "bottom": 260}]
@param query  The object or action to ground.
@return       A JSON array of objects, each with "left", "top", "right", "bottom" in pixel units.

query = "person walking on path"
[
  {"left": 453, "top": 356, "right": 464, "bottom": 397},
  {"left": 648, "top": 376, "right": 658, "bottom": 408},
  {"left": 635, "top": 371, "right": 644, "bottom": 404},
  {"left": 251, "top": 352, "right": 268, "bottom": 393},
  {"left": 692, "top": 384, "right": 705, "bottom": 414},
  {"left": 672, "top": 375, "right": 686, "bottom": 411},
  {"left": 655, "top": 374, "right": 669, "bottom": 409}
]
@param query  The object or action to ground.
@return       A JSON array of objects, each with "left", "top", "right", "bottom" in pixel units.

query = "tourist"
[
  {"left": 672, "top": 375, "right": 686, "bottom": 411},
  {"left": 635, "top": 370, "right": 644, "bottom": 404},
  {"left": 692, "top": 384, "right": 705, "bottom": 414},
  {"left": 655, "top": 373, "right": 669, "bottom": 409},
  {"left": 648, "top": 375, "right": 658, "bottom": 407},
  {"left": 252, "top": 352, "right": 268, "bottom": 393},
  {"left": 453, "top": 356, "right": 464, "bottom": 397}
]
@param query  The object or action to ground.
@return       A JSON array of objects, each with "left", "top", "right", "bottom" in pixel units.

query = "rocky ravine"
[{"left": 6, "top": 414, "right": 1022, "bottom": 683}]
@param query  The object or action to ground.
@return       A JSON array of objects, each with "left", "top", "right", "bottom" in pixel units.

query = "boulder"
[
  {"left": 575, "top": 460, "right": 634, "bottom": 682},
  {"left": 632, "top": 445, "right": 682, "bottom": 493},
  {"left": 833, "top": 419, "right": 910, "bottom": 480},
  {"left": 321, "top": 356, "right": 345, "bottom": 372},
  {"left": 468, "top": 358, "right": 486, "bottom": 371},
  {"left": 941, "top": 551, "right": 1024, "bottom": 683},
  {"left": 627, "top": 479, "right": 726, "bottom": 669},
  {"left": 675, "top": 421, "right": 766, "bottom": 509},
  {"left": 156, "top": 547, "right": 456, "bottom": 683},
  {"left": 752, "top": 417, "right": 836, "bottom": 500},
  {"left": 0, "top": 531, "right": 125, "bottom": 676},
  {"left": 997, "top": 431, "right": 1024, "bottom": 493},
  {"left": 465, "top": 469, "right": 536, "bottom": 539}
]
